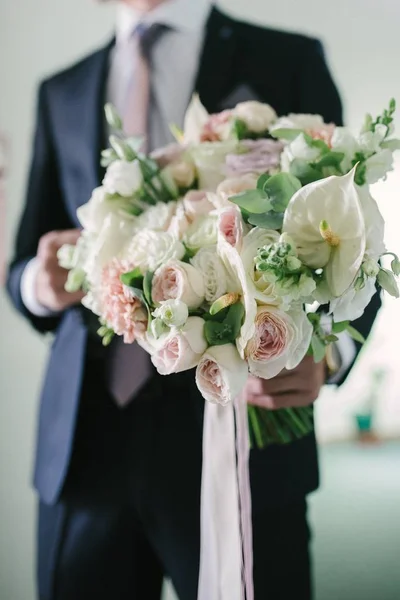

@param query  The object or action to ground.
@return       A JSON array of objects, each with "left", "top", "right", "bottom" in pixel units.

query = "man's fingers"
[
  {"left": 248, "top": 392, "right": 313, "bottom": 410},
  {"left": 37, "top": 229, "right": 81, "bottom": 259},
  {"left": 53, "top": 289, "right": 85, "bottom": 310}
]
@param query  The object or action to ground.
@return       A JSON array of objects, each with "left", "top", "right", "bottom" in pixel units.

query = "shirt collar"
[{"left": 116, "top": 0, "right": 213, "bottom": 45}]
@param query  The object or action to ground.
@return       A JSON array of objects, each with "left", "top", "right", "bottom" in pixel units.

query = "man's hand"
[
  {"left": 246, "top": 355, "right": 326, "bottom": 410},
  {"left": 35, "top": 229, "right": 84, "bottom": 312}
]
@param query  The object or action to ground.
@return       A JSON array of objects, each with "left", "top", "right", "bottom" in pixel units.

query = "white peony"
[
  {"left": 282, "top": 169, "right": 366, "bottom": 297},
  {"left": 123, "top": 229, "right": 185, "bottom": 273},
  {"left": 195, "top": 344, "right": 249, "bottom": 406},
  {"left": 232, "top": 101, "right": 277, "bottom": 133},
  {"left": 184, "top": 215, "right": 218, "bottom": 250},
  {"left": 190, "top": 246, "right": 228, "bottom": 303},
  {"left": 102, "top": 159, "right": 143, "bottom": 197}
]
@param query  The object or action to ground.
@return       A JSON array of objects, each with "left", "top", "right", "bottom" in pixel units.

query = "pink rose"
[
  {"left": 152, "top": 260, "right": 205, "bottom": 309},
  {"left": 215, "top": 174, "right": 258, "bottom": 208},
  {"left": 151, "top": 317, "right": 208, "bottom": 375},
  {"left": 201, "top": 110, "right": 233, "bottom": 142},
  {"left": 304, "top": 124, "right": 336, "bottom": 148},
  {"left": 245, "top": 306, "right": 313, "bottom": 379},
  {"left": 182, "top": 190, "right": 214, "bottom": 222},
  {"left": 195, "top": 344, "right": 249, "bottom": 405},
  {"left": 217, "top": 206, "right": 245, "bottom": 250},
  {"left": 100, "top": 259, "right": 148, "bottom": 343}
]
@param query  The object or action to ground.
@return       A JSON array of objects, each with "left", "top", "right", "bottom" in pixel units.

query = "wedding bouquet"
[{"left": 59, "top": 97, "right": 400, "bottom": 448}]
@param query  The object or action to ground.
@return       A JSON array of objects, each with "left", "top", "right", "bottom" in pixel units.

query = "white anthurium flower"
[
  {"left": 124, "top": 229, "right": 185, "bottom": 274},
  {"left": 195, "top": 344, "right": 249, "bottom": 406},
  {"left": 357, "top": 185, "right": 386, "bottom": 260},
  {"left": 152, "top": 299, "right": 189, "bottom": 328},
  {"left": 182, "top": 94, "right": 210, "bottom": 144},
  {"left": 217, "top": 235, "right": 258, "bottom": 358},
  {"left": 240, "top": 227, "right": 281, "bottom": 305},
  {"left": 364, "top": 149, "right": 394, "bottom": 184},
  {"left": 245, "top": 305, "right": 313, "bottom": 379},
  {"left": 102, "top": 159, "right": 143, "bottom": 197},
  {"left": 282, "top": 169, "right": 366, "bottom": 297},
  {"left": 77, "top": 186, "right": 136, "bottom": 234},
  {"left": 189, "top": 140, "right": 239, "bottom": 190},
  {"left": 330, "top": 276, "right": 377, "bottom": 322},
  {"left": 280, "top": 134, "right": 321, "bottom": 172},
  {"left": 190, "top": 246, "right": 228, "bottom": 303},
  {"left": 136, "top": 201, "right": 177, "bottom": 231},
  {"left": 184, "top": 214, "right": 218, "bottom": 250}
]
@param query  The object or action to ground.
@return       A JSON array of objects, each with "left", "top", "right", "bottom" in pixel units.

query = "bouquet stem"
[{"left": 248, "top": 405, "right": 314, "bottom": 449}]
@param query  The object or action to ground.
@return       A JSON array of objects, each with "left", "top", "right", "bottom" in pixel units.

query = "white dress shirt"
[{"left": 20, "top": 0, "right": 355, "bottom": 381}]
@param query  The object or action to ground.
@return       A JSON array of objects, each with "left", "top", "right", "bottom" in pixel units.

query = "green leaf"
[
  {"left": 311, "top": 334, "right": 326, "bottom": 363},
  {"left": 263, "top": 172, "right": 302, "bottom": 212},
  {"left": 325, "top": 334, "right": 339, "bottom": 343},
  {"left": 270, "top": 128, "right": 307, "bottom": 142},
  {"left": 332, "top": 320, "right": 350, "bottom": 334},
  {"left": 104, "top": 103, "right": 123, "bottom": 131},
  {"left": 204, "top": 303, "right": 244, "bottom": 346},
  {"left": 248, "top": 211, "right": 284, "bottom": 230},
  {"left": 109, "top": 135, "right": 136, "bottom": 161},
  {"left": 143, "top": 271, "right": 154, "bottom": 307},
  {"left": 120, "top": 268, "right": 143, "bottom": 289},
  {"left": 230, "top": 189, "right": 272, "bottom": 214},
  {"left": 289, "top": 159, "right": 323, "bottom": 185},
  {"left": 309, "top": 139, "right": 330, "bottom": 154},
  {"left": 203, "top": 306, "right": 230, "bottom": 323},
  {"left": 346, "top": 325, "right": 366, "bottom": 344},
  {"left": 257, "top": 173, "right": 270, "bottom": 191},
  {"left": 182, "top": 243, "right": 197, "bottom": 262},
  {"left": 314, "top": 151, "right": 345, "bottom": 169}
]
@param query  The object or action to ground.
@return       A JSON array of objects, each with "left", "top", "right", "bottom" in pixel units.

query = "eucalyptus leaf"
[
  {"left": 289, "top": 159, "right": 323, "bottom": 185},
  {"left": 230, "top": 189, "right": 273, "bottom": 214},
  {"left": 263, "top": 172, "right": 302, "bottom": 212},
  {"left": 257, "top": 173, "right": 270, "bottom": 191},
  {"left": 315, "top": 151, "right": 345, "bottom": 169},
  {"left": 248, "top": 211, "right": 284, "bottom": 230}
]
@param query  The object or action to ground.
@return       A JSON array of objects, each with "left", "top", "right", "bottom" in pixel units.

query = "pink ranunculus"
[
  {"left": 100, "top": 258, "right": 148, "bottom": 343},
  {"left": 217, "top": 206, "right": 245, "bottom": 250},
  {"left": 200, "top": 110, "right": 233, "bottom": 142},
  {"left": 195, "top": 344, "right": 249, "bottom": 405},
  {"left": 151, "top": 260, "right": 205, "bottom": 309},
  {"left": 182, "top": 190, "right": 214, "bottom": 222},
  {"left": 304, "top": 124, "right": 336, "bottom": 148},
  {"left": 151, "top": 317, "right": 207, "bottom": 375},
  {"left": 225, "top": 139, "right": 284, "bottom": 177}
]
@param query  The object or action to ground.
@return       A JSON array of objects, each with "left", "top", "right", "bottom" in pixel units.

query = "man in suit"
[{"left": 7, "top": 0, "right": 381, "bottom": 599}]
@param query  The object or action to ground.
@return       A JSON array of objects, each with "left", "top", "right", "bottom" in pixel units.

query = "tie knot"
[{"left": 135, "top": 23, "right": 168, "bottom": 60}]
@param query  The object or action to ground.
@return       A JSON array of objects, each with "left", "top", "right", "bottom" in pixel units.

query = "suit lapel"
[{"left": 194, "top": 8, "right": 238, "bottom": 113}]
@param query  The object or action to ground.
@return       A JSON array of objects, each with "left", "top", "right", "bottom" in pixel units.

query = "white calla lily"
[{"left": 183, "top": 94, "right": 209, "bottom": 144}]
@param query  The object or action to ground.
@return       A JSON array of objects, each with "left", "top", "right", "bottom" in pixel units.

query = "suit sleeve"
[
  {"left": 296, "top": 39, "right": 382, "bottom": 384},
  {"left": 6, "top": 81, "right": 73, "bottom": 333}
]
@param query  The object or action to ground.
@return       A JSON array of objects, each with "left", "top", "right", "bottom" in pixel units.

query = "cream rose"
[
  {"left": 167, "top": 200, "right": 190, "bottom": 238},
  {"left": 233, "top": 101, "right": 277, "bottom": 133},
  {"left": 151, "top": 317, "right": 208, "bottom": 375},
  {"left": 182, "top": 190, "right": 214, "bottom": 221},
  {"left": 195, "top": 344, "right": 249, "bottom": 406},
  {"left": 190, "top": 140, "right": 238, "bottom": 190},
  {"left": 124, "top": 230, "right": 185, "bottom": 274},
  {"left": 245, "top": 306, "right": 313, "bottom": 379},
  {"left": 152, "top": 260, "right": 205, "bottom": 309},
  {"left": 164, "top": 158, "right": 197, "bottom": 189},
  {"left": 184, "top": 215, "right": 218, "bottom": 251},
  {"left": 213, "top": 174, "right": 258, "bottom": 209},
  {"left": 102, "top": 159, "right": 143, "bottom": 197},
  {"left": 136, "top": 201, "right": 177, "bottom": 231},
  {"left": 190, "top": 246, "right": 228, "bottom": 303}
]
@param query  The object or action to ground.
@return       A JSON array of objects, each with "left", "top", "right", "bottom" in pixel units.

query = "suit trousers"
[{"left": 37, "top": 358, "right": 312, "bottom": 600}]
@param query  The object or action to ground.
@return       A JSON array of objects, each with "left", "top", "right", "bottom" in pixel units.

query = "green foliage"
[
  {"left": 143, "top": 271, "right": 154, "bottom": 307},
  {"left": 289, "top": 159, "right": 323, "bottom": 185},
  {"left": 204, "top": 303, "right": 245, "bottom": 346},
  {"left": 120, "top": 268, "right": 143, "bottom": 289}
]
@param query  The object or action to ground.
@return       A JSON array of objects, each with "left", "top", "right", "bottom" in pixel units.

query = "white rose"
[
  {"left": 124, "top": 229, "right": 185, "bottom": 273},
  {"left": 190, "top": 140, "right": 239, "bottom": 190},
  {"left": 233, "top": 101, "right": 277, "bottom": 133},
  {"left": 364, "top": 149, "right": 394, "bottom": 184},
  {"left": 152, "top": 299, "right": 189, "bottom": 328},
  {"left": 190, "top": 246, "right": 228, "bottom": 303},
  {"left": 164, "top": 159, "right": 196, "bottom": 189},
  {"left": 196, "top": 344, "right": 249, "bottom": 406},
  {"left": 102, "top": 159, "right": 143, "bottom": 197},
  {"left": 167, "top": 200, "right": 190, "bottom": 238},
  {"left": 77, "top": 186, "right": 136, "bottom": 234},
  {"left": 184, "top": 215, "right": 218, "bottom": 250},
  {"left": 152, "top": 260, "right": 205, "bottom": 309},
  {"left": 136, "top": 201, "right": 177, "bottom": 231},
  {"left": 151, "top": 317, "right": 208, "bottom": 374}
]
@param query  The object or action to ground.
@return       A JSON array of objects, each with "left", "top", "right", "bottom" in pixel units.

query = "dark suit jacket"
[{"left": 7, "top": 8, "right": 381, "bottom": 505}]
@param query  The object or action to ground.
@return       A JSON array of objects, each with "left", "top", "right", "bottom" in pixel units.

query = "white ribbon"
[{"left": 198, "top": 392, "right": 254, "bottom": 600}]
